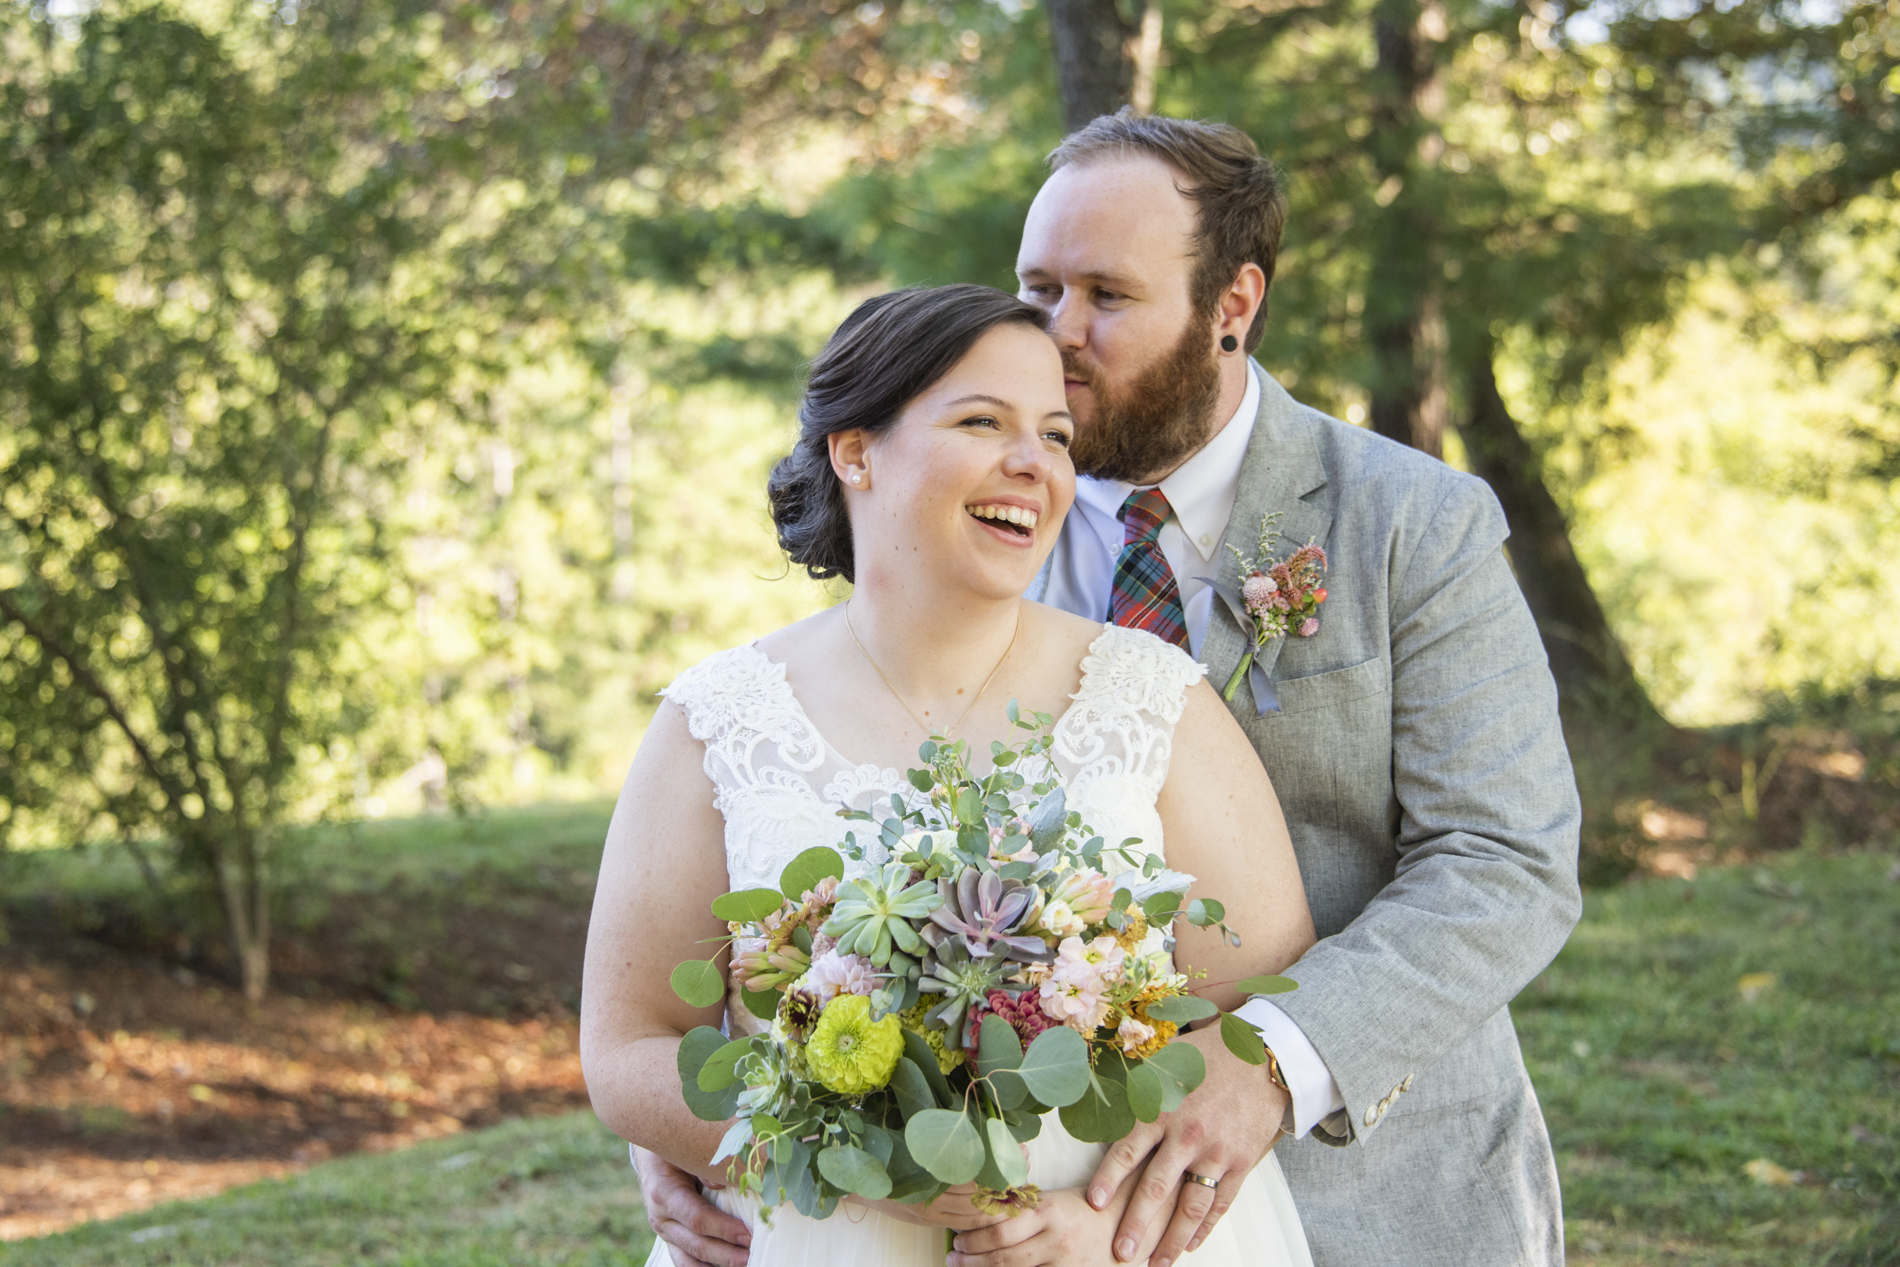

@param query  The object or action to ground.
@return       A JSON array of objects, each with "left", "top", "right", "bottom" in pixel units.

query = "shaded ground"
[{"left": 0, "top": 856, "right": 598, "bottom": 1240}]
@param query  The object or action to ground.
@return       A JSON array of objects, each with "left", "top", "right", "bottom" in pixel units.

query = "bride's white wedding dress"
[{"left": 648, "top": 624, "right": 1313, "bottom": 1267}]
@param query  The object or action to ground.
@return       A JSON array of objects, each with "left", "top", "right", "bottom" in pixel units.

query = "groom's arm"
[{"left": 1270, "top": 472, "right": 1582, "bottom": 1144}]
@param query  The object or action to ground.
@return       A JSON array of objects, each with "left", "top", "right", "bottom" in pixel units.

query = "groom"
[{"left": 638, "top": 111, "right": 1581, "bottom": 1267}]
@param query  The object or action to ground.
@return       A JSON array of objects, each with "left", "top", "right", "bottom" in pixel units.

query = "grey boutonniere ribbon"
[{"left": 1197, "top": 511, "right": 1331, "bottom": 718}]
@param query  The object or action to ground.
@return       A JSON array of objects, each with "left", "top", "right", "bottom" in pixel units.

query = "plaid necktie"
[{"left": 1109, "top": 488, "right": 1188, "bottom": 649}]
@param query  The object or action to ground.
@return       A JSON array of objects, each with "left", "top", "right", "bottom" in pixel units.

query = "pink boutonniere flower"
[{"left": 1197, "top": 511, "right": 1329, "bottom": 713}]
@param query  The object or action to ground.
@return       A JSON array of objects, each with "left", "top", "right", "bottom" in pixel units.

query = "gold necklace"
[{"left": 844, "top": 600, "right": 1022, "bottom": 739}]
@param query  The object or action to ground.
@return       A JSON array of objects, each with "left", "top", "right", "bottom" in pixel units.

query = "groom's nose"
[{"left": 1044, "top": 293, "right": 1089, "bottom": 351}]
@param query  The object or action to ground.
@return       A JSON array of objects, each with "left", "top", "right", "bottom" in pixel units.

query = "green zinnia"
[{"left": 806, "top": 994, "right": 903, "bottom": 1097}]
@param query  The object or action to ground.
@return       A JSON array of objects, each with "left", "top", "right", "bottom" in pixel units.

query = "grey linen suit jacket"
[{"left": 1034, "top": 368, "right": 1581, "bottom": 1265}]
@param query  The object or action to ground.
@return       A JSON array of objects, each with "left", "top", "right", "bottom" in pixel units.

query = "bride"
[{"left": 581, "top": 284, "right": 1316, "bottom": 1267}]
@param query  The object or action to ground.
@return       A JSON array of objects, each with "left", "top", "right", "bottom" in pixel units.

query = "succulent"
[
  {"left": 820, "top": 862, "right": 941, "bottom": 967},
  {"left": 927, "top": 870, "right": 1053, "bottom": 964},
  {"left": 917, "top": 939, "right": 1011, "bottom": 1042}
]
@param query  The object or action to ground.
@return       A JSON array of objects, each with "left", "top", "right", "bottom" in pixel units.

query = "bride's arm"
[
  {"left": 1161, "top": 678, "right": 1316, "bottom": 1008},
  {"left": 580, "top": 699, "right": 740, "bottom": 1185}
]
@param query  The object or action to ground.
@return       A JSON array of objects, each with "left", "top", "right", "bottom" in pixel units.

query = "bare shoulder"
[
  {"left": 751, "top": 604, "right": 842, "bottom": 665},
  {"left": 1022, "top": 599, "right": 1106, "bottom": 661}
]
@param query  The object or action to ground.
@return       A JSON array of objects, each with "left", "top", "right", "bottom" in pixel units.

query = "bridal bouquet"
[{"left": 670, "top": 704, "right": 1294, "bottom": 1221}]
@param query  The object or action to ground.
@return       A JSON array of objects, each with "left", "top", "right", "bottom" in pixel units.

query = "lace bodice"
[{"left": 660, "top": 624, "right": 1206, "bottom": 892}]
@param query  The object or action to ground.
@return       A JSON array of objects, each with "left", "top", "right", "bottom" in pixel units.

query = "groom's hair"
[
  {"left": 768, "top": 285, "right": 1049, "bottom": 584},
  {"left": 1049, "top": 110, "right": 1286, "bottom": 354}
]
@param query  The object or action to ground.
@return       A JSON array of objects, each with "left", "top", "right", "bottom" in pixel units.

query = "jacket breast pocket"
[{"left": 1270, "top": 656, "right": 1389, "bottom": 716}]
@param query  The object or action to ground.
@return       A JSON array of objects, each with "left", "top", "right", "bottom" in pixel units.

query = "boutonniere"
[{"left": 1196, "top": 512, "right": 1329, "bottom": 716}]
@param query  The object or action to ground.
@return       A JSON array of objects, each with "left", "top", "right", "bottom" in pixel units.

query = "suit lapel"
[{"left": 1206, "top": 367, "right": 1335, "bottom": 701}]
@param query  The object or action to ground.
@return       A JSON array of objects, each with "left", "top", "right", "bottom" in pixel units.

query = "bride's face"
[{"left": 836, "top": 323, "right": 1074, "bottom": 600}]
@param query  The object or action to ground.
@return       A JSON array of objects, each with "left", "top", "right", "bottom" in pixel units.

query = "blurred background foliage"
[{"left": 1, "top": 0, "right": 1897, "bottom": 992}]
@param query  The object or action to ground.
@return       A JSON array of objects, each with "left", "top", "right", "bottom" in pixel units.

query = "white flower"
[
  {"left": 1038, "top": 898, "right": 1085, "bottom": 939},
  {"left": 1117, "top": 1016, "right": 1158, "bottom": 1054}
]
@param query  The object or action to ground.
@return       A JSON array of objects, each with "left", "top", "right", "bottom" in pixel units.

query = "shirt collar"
[{"left": 1072, "top": 363, "right": 1261, "bottom": 562}]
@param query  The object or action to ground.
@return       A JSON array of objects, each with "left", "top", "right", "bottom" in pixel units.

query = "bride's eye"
[
  {"left": 960, "top": 415, "right": 1001, "bottom": 430},
  {"left": 1044, "top": 428, "right": 1072, "bottom": 448}
]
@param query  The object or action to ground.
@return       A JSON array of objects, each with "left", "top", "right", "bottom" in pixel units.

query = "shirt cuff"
[{"left": 1232, "top": 997, "right": 1346, "bottom": 1140}]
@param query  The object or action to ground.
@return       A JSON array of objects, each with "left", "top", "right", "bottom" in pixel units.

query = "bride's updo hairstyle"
[{"left": 768, "top": 284, "right": 1049, "bottom": 584}]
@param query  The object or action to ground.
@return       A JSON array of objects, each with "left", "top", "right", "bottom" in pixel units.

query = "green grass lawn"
[
  {"left": 1519, "top": 851, "right": 1900, "bottom": 1265},
  {"left": 0, "top": 1113, "right": 655, "bottom": 1267},
  {"left": 5, "top": 828, "right": 1895, "bottom": 1265}
]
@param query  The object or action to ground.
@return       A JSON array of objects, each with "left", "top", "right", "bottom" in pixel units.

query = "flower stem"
[{"left": 1221, "top": 653, "right": 1253, "bottom": 701}]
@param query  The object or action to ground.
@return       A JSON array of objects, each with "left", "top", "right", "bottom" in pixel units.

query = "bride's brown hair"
[{"left": 768, "top": 285, "right": 1049, "bottom": 584}]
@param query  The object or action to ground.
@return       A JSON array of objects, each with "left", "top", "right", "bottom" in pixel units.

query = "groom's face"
[{"left": 1015, "top": 155, "right": 1223, "bottom": 485}]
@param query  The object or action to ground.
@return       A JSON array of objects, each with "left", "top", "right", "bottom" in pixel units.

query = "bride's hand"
[
  {"left": 854, "top": 1184, "right": 1007, "bottom": 1232},
  {"left": 944, "top": 1189, "right": 1134, "bottom": 1267}
]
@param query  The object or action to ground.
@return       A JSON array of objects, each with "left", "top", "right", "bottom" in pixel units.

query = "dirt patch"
[{"left": 0, "top": 928, "right": 591, "bottom": 1239}]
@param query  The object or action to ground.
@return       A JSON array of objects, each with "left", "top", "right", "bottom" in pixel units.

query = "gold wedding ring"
[{"left": 1184, "top": 1172, "right": 1220, "bottom": 1189}]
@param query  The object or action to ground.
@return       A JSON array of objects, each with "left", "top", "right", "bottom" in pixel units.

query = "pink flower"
[
  {"left": 1039, "top": 975, "right": 1110, "bottom": 1033},
  {"left": 1116, "top": 1016, "right": 1158, "bottom": 1055},
  {"left": 1242, "top": 573, "right": 1278, "bottom": 609},
  {"left": 803, "top": 950, "right": 876, "bottom": 1003},
  {"left": 1298, "top": 616, "right": 1320, "bottom": 637}
]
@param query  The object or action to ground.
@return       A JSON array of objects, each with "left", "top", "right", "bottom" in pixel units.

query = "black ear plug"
[{"left": 1221, "top": 334, "right": 1239, "bottom": 352}]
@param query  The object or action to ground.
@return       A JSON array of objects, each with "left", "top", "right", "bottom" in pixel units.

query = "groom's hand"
[
  {"left": 1085, "top": 1026, "right": 1288, "bottom": 1265},
  {"left": 633, "top": 1146, "right": 752, "bottom": 1267}
]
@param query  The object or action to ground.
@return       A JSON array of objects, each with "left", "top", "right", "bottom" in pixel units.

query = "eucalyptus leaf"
[
  {"left": 740, "top": 982, "right": 780, "bottom": 1021},
  {"left": 696, "top": 1037, "right": 754, "bottom": 1092},
  {"left": 678, "top": 1028, "right": 744, "bottom": 1122},
  {"left": 711, "top": 887, "right": 788, "bottom": 923},
  {"left": 1219, "top": 1010, "right": 1269, "bottom": 1065},
  {"left": 1142, "top": 891, "right": 1182, "bottom": 926},
  {"left": 1002, "top": 1105, "right": 1044, "bottom": 1143},
  {"left": 985, "top": 1116, "right": 1029, "bottom": 1186},
  {"left": 977, "top": 1014, "right": 1024, "bottom": 1078},
  {"left": 888, "top": 1056, "right": 937, "bottom": 1121},
  {"left": 816, "top": 1144, "right": 892, "bottom": 1199},
  {"left": 1126, "top": 1062, "right": 1166, "bottom": 1123},
  {"left": 1144, "top": 1041, "right": 1207, "bottom": 1104},
  {"left": 901, "top": 1031, "right": 955, "bottom": 1106},
  {"left": 1234, "top": 974, "right": 1298, "bottom": 996},
  {"left": 1016, "top": 1026, "right": 1090, "bottom": 1107},
  {"left": 859, "top": 1122, "right": 895, "bottom": 1166},
  {"left": 904, "top": 1109, "right": 986, "bottom": 1185},
  {"left": 1059, "top": 1073, "right": 1135, "bottom": 1144},
  {"left": 1185, "top": 897, "right": 1225, "bottom": 925},
  {"left": 989, "top": 1066, "right": 1027, "bottom": 1111},
  {"left": 1143, "top": 993, "right": 1218, "bottom": 1023},
  {"left": 778, "top": 846, "right": 846, "bottom": 902},
  {"left": 669, "top": 959, "right": 725, "bottom": 1009}
]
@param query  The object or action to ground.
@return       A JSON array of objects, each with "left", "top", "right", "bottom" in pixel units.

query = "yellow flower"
[
  {"left": 1123, "top": 995, "right": 1177, "bottom": 1061},
  {"left": 1111, "top": 907, "right": 1148, "bottom": 954},
  {"left": 899, "top": 1001, "right": 967, "bottom": 1073},
  {"left": 807, "top": 994, "right": 904, "bottom": 1096}
]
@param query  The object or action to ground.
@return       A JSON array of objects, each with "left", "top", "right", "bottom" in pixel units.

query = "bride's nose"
[{"left": 1000, "top": 430, "right": 1057, "bottom": 482}]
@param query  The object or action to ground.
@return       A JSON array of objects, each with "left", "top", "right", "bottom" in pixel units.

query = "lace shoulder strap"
[
  {"left": 1052, "top": 625, "right": 1207, "bottom": 791},
  {"left": 660, "top": 644, "right": 827, "bottom": 796}
]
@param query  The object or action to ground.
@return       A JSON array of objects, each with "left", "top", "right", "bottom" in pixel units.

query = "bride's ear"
[{"left": 828, "top": 430, "right": 872, "bottom": 491}]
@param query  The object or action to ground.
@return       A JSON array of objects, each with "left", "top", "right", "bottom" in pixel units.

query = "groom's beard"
[{"left": 1065, "top": 311, "right": 1223, "bottom": 485}]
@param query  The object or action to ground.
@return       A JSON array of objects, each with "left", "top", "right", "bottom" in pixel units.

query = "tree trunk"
[
  {"left": 1044, "top": 0, "right": 1134, "bottom": 132},
  {"left": 1458, "top": 352, "right": 1664, "bottom": 724},
  {"left": 1365, "top": 0, "right": 1449, "bottom": 458}
]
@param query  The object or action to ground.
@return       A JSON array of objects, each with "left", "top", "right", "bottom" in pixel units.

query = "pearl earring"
[{"left": 850, "top": 473, "right": 863, "bottom": 485}]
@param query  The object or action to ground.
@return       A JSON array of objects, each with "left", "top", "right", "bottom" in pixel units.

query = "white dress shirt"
[{"left": 1043, "top": 364, "right": 1348, "bottom": 1139}]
